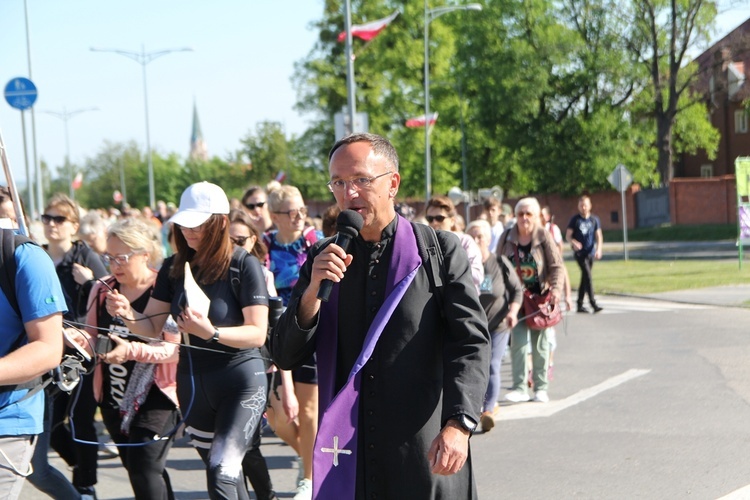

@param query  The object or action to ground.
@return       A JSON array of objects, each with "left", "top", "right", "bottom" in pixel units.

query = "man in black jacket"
[{"left": 271, "top": 133, "right": 490, "bottom": 499}]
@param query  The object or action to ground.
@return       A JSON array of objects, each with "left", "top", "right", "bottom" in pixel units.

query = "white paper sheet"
[{"left": 183, "top": 261, "right": 211, "bottom": 318}]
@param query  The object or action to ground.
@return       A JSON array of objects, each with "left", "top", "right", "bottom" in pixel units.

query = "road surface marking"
[
  {"left": 716, "top": 485, "right": 750, "bottom": 499},
  {"left": 496, "top": 368, "right": 651, "bottom": 421}
]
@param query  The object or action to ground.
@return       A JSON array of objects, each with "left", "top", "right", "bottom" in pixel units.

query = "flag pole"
[{"left": 343, "top": 0, "right": 357, "bottom": 135}]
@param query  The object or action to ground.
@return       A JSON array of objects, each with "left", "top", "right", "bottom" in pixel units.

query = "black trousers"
[
  {"left": 242, "top": 423, "right": 276, "bottom": 500},
  {"left": 101, "top": 405, "right": 179, "bottom": 500},
  {"left": 575, "top": 253, "right": 598, "bottom": 307},
  {"left": 50, "top": 372, "right": 99, "bottom": 488}
]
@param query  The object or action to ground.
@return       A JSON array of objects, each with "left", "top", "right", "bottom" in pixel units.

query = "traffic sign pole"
[
  {"left": 5, "top": 77, "right": 39, "bottom": 217},
  {"left": 620, "top": 166, "right": 629, "bottom": 261}
]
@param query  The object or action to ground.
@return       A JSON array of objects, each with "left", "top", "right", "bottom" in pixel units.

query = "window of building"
[
  {"left": 700, "top": 165, "right": 713, "bottom": 178},
  {"left": 735, "top": 110, "right": 748, "bottom": 133}
]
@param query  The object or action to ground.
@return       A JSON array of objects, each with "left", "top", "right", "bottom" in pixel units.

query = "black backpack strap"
[
  {"left": 229, "top": 246, "right": 248, "bottom": 303},
  {"left": 411, "top": 222, "right": 445, "bottom": 312}
]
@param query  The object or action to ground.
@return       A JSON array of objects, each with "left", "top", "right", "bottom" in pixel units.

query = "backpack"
[
  {"left": 0, "top": 229, "right": 47, "bottom": 394},
  {"left": 410, "top": 222, "right": 446, "bottom": 313},
  {"left": 227, "top": 247, "right": 283, "bottom": 365}
]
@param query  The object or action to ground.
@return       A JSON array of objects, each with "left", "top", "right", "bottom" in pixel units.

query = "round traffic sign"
[{"left": 4, "top": 77, "right": 38, "bottom": 110}]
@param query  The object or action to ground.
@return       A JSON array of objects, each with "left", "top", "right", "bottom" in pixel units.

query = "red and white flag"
[
  {"left": 405, "top": 112, "right": 439, "bottom": 128},
  {"left": 337, "top": 10, "right": 400, "bottom": 43},
  {"left": 71, "top": 172, "right": 83, "bottom": 190}
]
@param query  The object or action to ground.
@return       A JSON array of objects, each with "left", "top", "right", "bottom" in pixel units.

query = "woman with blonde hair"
[
  {"left": 496, "top": 197, "right": 564, "bottom": 403},
  {"left": 72, "top": 217, "right": 180, "bottom": 499}
]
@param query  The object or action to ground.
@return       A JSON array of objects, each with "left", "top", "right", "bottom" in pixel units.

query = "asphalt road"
[{"left": 22, "top": 292, "right": 750, "bottom": 499}]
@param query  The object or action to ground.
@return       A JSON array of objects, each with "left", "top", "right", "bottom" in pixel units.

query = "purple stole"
[{"left": 313, "top": 216, "right": 421, "bottom": 499}]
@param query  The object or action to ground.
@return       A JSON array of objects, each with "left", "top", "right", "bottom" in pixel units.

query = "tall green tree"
[{"left": 625, "top": 0, "right": 719, "bottom": 184}]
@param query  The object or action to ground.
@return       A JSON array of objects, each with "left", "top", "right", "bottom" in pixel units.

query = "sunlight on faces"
[
  {"left": 243, "top": 192, "right": 271, "bottom": 231},
  {"left": 271, "top": 196, "right": 307, "bottom": 237},
  {"left": 229, "top": 222, "right": 257, "bottom": 253},
  {"left": 0, "top": 200, "right": 17, "bottom": 228},
  {"left": 179, "top": 223, "right": 205, "bottom": 251},
  {"left": 425, "top": 208, "right": 453, "bottom": 231},
  {"left": 467, "top": 225, "right": 491, "bottom": 252},
  {"left": 105, "top": 236, "right": 147, "bottom": 286},
  {"left": 43, "top": 208, "right": 78, "bottom": 243},
  {"left": 328, "top": 142, "right": 399, "bottom": 241}
]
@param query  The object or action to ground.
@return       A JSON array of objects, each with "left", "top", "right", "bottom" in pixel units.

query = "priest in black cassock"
[{"left": 271, "top": 133, "right": 490, "bottom": 500}]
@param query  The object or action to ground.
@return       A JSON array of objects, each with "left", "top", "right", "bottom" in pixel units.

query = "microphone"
[{"left": 317, "top": 209, "right": 364, "bottom": 302}]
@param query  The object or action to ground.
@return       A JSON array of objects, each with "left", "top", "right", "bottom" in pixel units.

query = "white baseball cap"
[{"left": 169, "top": 182, "right": 230, "bottom": 228}]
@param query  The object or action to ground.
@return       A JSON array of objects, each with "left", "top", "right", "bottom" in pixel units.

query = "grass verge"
[
  {"left": 602, "top": 224, "right": 736, "bottom": 242},
  {"left": 565, "top": 259, "right": 750, "bottom": 294}
]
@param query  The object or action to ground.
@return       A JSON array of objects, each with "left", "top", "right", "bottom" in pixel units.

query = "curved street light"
[
  {"left": 424, "top": 2, "right": 482, "bottom": 203},
  {"left": 41, "top": 107, "right": 99, "bottom": 198},
  {"left": 91, "top": 45, "right": 192, "bottom": 208}
]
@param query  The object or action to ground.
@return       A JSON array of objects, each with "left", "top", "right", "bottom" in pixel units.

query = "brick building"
[{"left": 678, "top": 19, "right": 750, "bottom": 178}]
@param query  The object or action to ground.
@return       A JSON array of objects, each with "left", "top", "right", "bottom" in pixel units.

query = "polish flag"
[
  {"left": 337, "top": 10, "right": 400, "bottom": 43},
  {"left": 405, "top": 112, "right": 439, "bottom": 128},
  {"left": 274, "top": 171, "right": 287, "bottom": 183},
  {"left": 71, "top": 172, "right": 83, "bottom": 190}
]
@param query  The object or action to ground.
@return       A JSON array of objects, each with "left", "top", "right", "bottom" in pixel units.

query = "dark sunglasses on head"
[
  {"left": 230, "top": 235, "right": 250, "bottom": 247},
  {"left": 425, "top": 215, "right": 447, "bottom": 223},
  {"left": 41, "top": 214, "right": 68, "bottom": 225},
  {"left": 244, "top": 201, "right": 266, "bottom": 210}
]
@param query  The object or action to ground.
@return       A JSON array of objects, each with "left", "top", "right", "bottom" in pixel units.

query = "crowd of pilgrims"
[{"left": 0, "top": 179, "right": 573, "bottom": 500}]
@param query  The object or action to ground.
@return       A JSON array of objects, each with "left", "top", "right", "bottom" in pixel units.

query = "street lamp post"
[
  {"left": 424, "top": 2, "right": 482, "bottom": 203},
  {"left": 41, "top": 107, "right": 98, "bottom": 198},
  {"left": 91, "top": 45, "right": 192, "bottom": 209}
]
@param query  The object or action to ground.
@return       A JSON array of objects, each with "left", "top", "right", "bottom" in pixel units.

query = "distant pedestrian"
[
  {"left": 566, "top": 195, "right": 603, "bottom": 313},
  {"left": 482, "top": 197, "right": 505, "bottom": 253}
]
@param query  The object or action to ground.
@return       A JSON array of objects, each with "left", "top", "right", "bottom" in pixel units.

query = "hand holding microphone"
[{"left": 317, "top": 209, "right": 364, "bottom": 302}]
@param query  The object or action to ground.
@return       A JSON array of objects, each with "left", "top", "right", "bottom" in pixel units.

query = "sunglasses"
[
  {"left": 230, "top": 235, "right": 250, "bottom": 247},
  {"left": 244, "top": 201, "right": 266, "bottom": 210},
  {"left": 425, "top": 215, "right": 448, "bottom": 223},
  {"left": 41, "top": 214, "right": 68, "bottom": 225}
]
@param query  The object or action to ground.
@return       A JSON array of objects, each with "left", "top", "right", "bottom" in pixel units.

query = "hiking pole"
[{"left": 0, "top": 128, "right": 30, "bottom": 237}]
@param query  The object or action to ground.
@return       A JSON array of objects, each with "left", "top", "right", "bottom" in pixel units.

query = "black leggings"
[
  {"left": 177, "top": 355, "right": 268, "bottom": 500},
  {"left": 101, "top": 403, "right": 179, "bottom": 500},
  {"left": 50, "top": 373, "right": 99, "bottom": 488}
]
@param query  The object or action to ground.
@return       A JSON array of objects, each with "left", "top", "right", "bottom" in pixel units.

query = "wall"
[{"left": 669, "top": 175, "right": 737, "bottom": 225}]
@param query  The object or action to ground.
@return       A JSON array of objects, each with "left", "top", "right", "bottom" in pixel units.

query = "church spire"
[{"left": 190, "top": 99, "right": 208, "bottom": 161}]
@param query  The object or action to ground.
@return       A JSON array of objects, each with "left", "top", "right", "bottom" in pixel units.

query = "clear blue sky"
[{"left": 1, "top": 0, "right": 749, "bottom": 191}]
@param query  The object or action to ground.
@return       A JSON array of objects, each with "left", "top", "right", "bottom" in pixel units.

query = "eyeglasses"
[
  {"left": 273, "top": 207, "right": 308, "bottom": 219},
  {"left": 425, "top": 214, "right": 448, "bottom": 224},
  {"left": 243, "top": 201, "right": 266, "bottom": 210},
  {"left": 103, "top": 252, "right": 139, "bottom": 266},
  {"left": 230, "top": 235, "right": 250, "bottom": 247},
  {"left": 517, "top": 211, "right": 536, "bottom": 217},
  {"left": 327, "top": 171, "right": 393, "bottom": 193},
  {"left": 179, "top": 224, "right": 204, "bottom": 234},
  {"left": 41, "top": 214, "right": 68, "bottom": 225}
]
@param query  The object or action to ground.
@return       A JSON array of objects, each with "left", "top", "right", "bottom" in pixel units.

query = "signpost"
[
  {"left": 735, "top": 157, "right": 750, "bottom": 269},
  {"left": 608, "top": 163, "right": 633, "bottom": 261},
  {"left": 4, "top": 77, "right": 38, "bottom": 214}
]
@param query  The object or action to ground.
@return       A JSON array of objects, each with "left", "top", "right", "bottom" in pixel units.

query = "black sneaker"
[
  {"left": 76, "top": 486, "right": 97, "bottom": 500},
  {"left": 577, "top": 305, "right": 590, "bottom": 313},
  {"left": 592, "top": 305, "right": 603, "bottom": 313}
]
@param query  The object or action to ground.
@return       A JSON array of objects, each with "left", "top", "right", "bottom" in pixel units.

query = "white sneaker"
[
  {"left": 504, "top": 390, "right": 530, "bottom": 403},
  {"left": 534, "top": 390, "right": 549, "bottom": 403},
  {"left": 293, "top": 478, "right": 313, "bottom": 500}
]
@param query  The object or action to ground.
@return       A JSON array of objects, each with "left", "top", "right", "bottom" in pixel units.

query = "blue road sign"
[{"left": 4, "top": 77, "right": 38, "bottom": 110}]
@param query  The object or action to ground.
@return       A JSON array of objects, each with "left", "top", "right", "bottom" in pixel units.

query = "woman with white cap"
[{"left": 106, "top": 182, "right": 270, "bottom": 499}]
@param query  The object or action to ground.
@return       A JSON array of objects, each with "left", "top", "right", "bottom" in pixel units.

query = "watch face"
[{"left": 461, "top": 415, "right": 477, "bottom": 431}]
